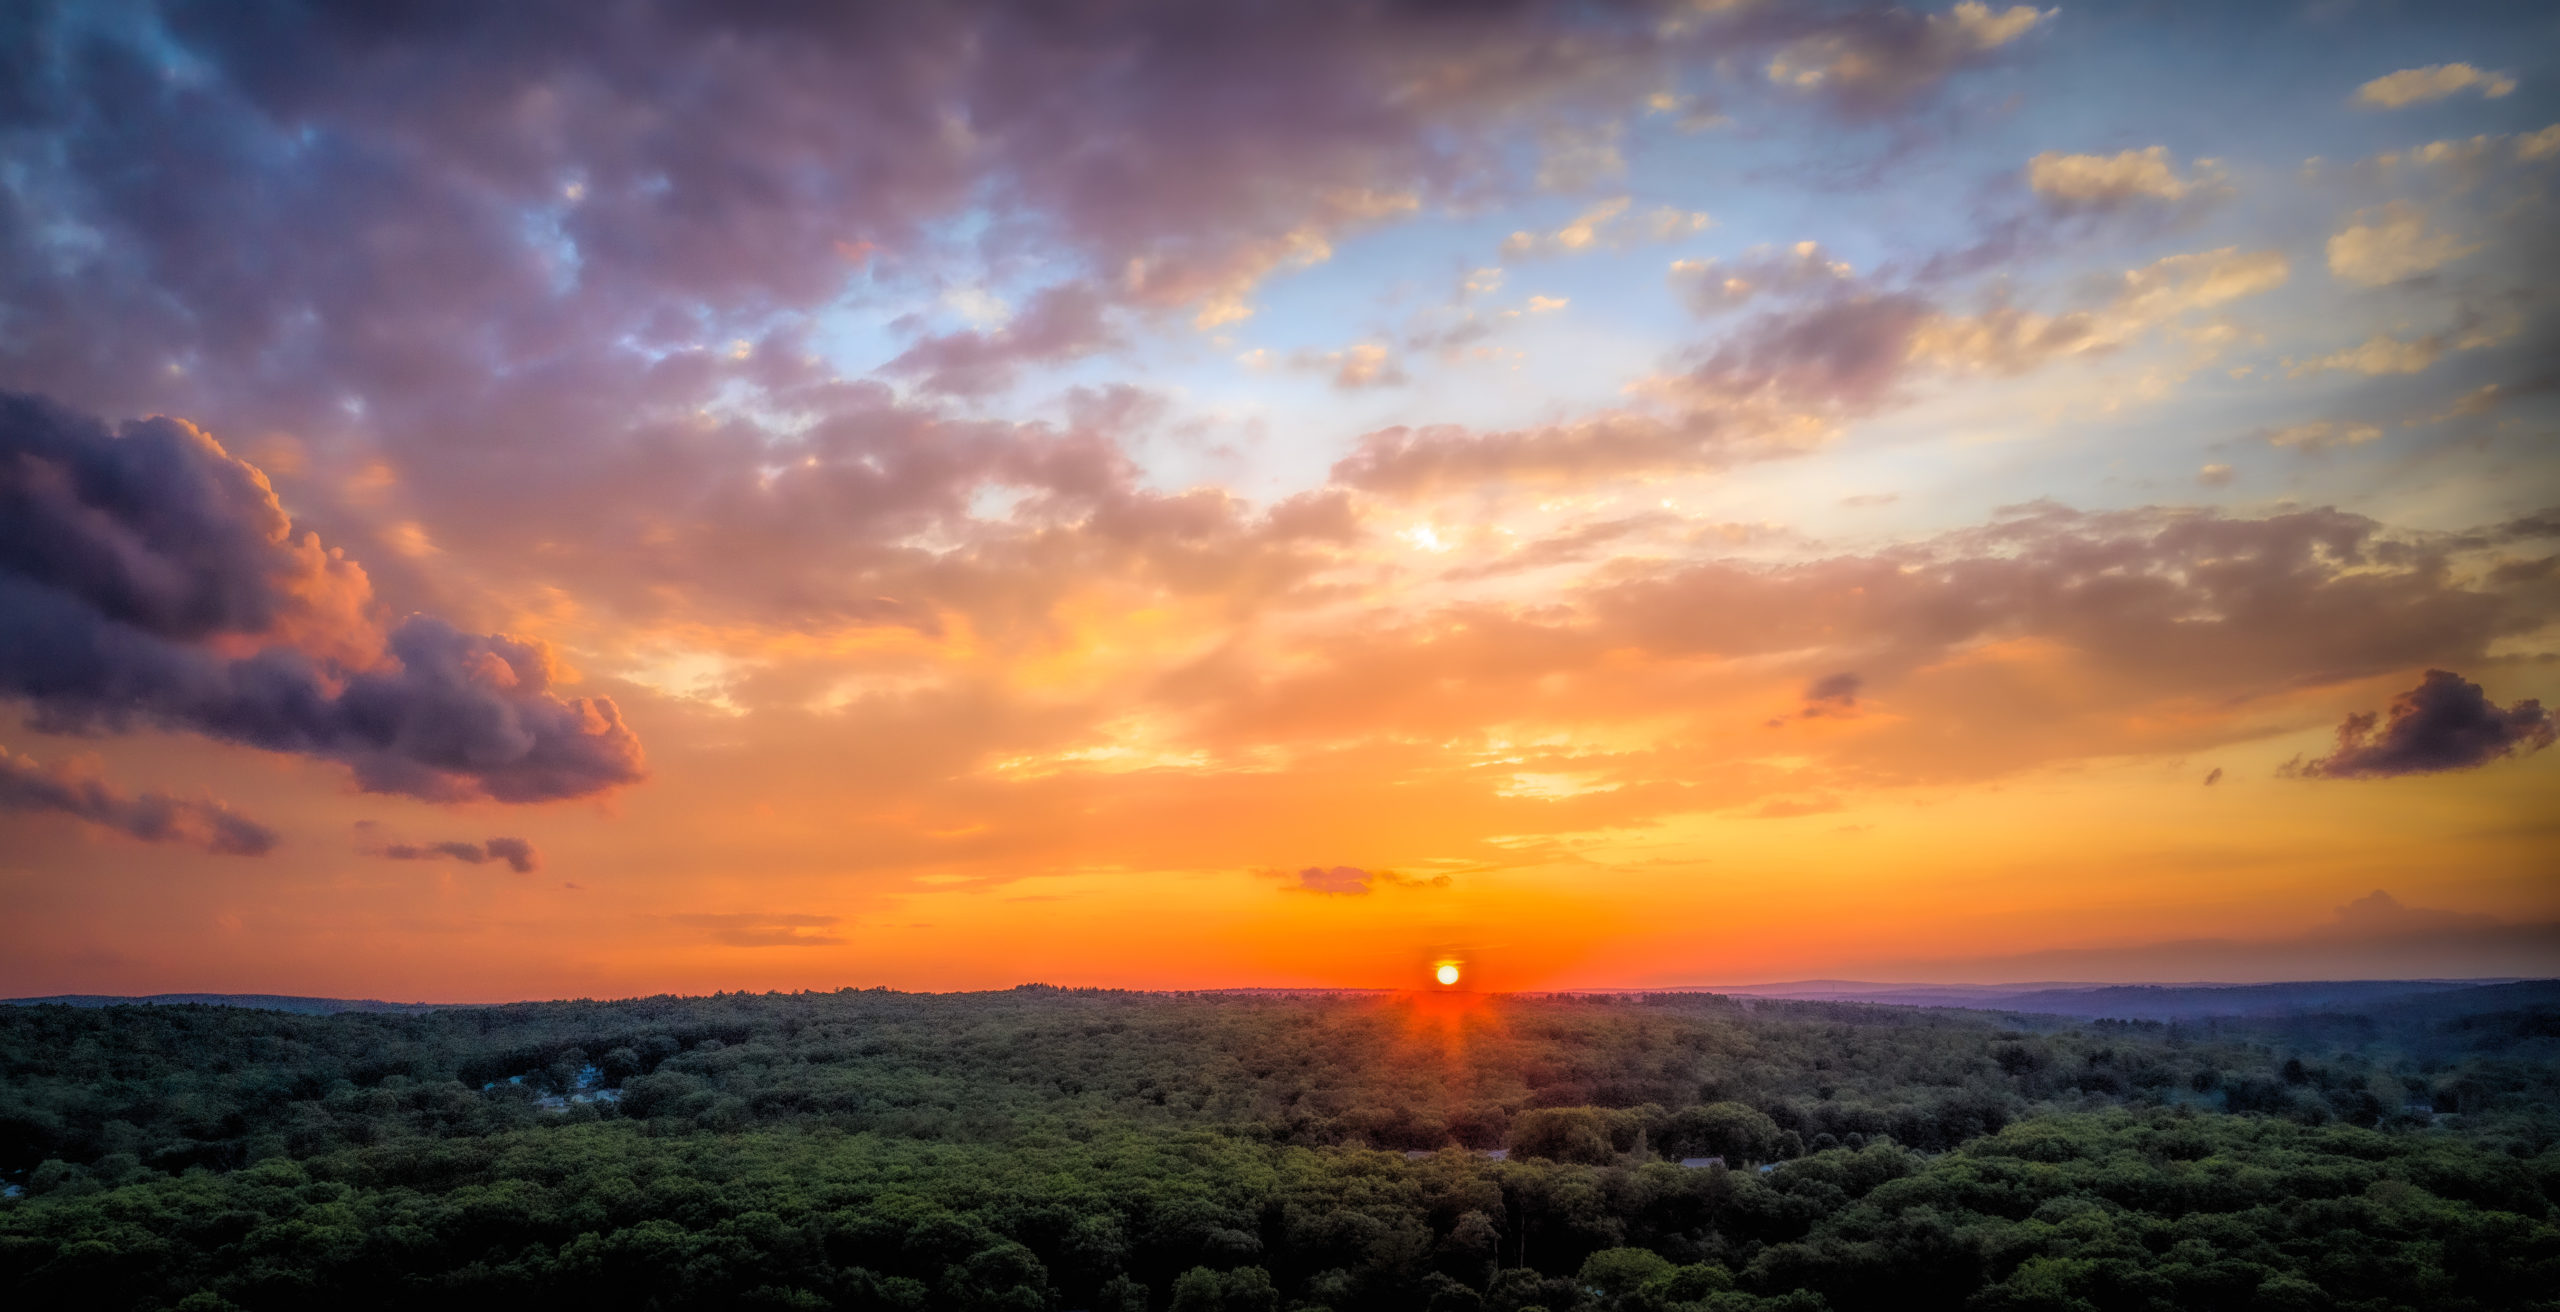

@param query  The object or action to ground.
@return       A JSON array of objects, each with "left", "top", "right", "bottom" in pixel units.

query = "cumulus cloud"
[
  {"left": 0, "top": 744, "right": 279, "bottom": 856},
  {"left": 2355, "top": 63, "right": 2518, "bottom": 109},
  {"left": 0, "top": 393, "right": 645, "bottom": 802},
  {"left": 2327, "top": 206, "right": 2478, "bottom": 285},
  {"left": 380, "top": 836, "right": 541, "bottom": 873},
  {"left": 2025, "top": 147, "right": 2214, "bottom": 210},
  {"left": 2290, "top": 670, "right": 2553, "bottom": 778},
  {"left": 1766, "top": 3, "right": 2055, "bottom": 115}
]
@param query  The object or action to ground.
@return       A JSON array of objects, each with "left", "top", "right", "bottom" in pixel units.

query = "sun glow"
[{"left": 1434, "top": 962, "right": 1461, "bottom": 986}]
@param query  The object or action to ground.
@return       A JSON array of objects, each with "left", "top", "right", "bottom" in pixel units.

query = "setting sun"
[{"left": 1435, "top": 963, "right": 1460, "bottom": 986}]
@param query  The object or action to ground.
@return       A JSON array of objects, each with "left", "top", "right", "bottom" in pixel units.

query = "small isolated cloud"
[
  {"left": 381, "top": 836, "right": 542, "bottom": 873},
  {"left": 1283, "top": 865, "right": 1449, "bottom": 896},
  {"left": 2355, "top": 63, "right": 2518, "bottom": 109},
  {"left": 1503, "top": 196, "right": 1710, "bottom": 259},
  {"left": 2326, "top": 205, "right": 2478, "bottom": 285},
  {"left": 2263, "top": 420, "right": 2383, "bottom": 452},
  {"left": 1643, "top": 90, "right": 1728, "bottom": 133},
  {"left": 1291, "top": 342, "right": 1407, "bottom": 391},
  {"left": 2197, "top": 463, "right": 2233, "bottom": 487},
  {"left": 1669, "top": 242, "right": 1854, "bottom": 315},
  {"left": 2203, "top": 767, "right": 2223, "bottom": 786},
  {"left": 1292, "top": 865, "right": 1374, "bottom": 895},
  {"left": 2286, "top": 333, "right": 2443, "bottom": 378},
  {"left": 1801, "top": 672, "right": 1863, "bottom": 717},
  {"left": 0, "top": 744, "right": 278, "bottom": 856},
  {"left": 1766, "top": 3, "right": 2055, "bottom": 115},
  {"left": 672, "top": 913, "right": 845, "bottom": 947},
  {"left": 1533, "top": 122, "right": 1627, "bottom": 191},
  {"left": 2290, "top": 669, "right": 2554, "bottom": 778},
  {"left": 2026, "top": 147, "right": 2213, "bottom": 210}
]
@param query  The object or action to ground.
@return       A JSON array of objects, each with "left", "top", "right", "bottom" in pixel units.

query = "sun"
[{"left": 1434, "top": 963, "right": 1460, "bottom": 986}]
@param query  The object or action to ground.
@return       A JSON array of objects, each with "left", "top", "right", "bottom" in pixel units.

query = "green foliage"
[{"left": 0, "top": 988, "right": 2553, "bottom": 1310}]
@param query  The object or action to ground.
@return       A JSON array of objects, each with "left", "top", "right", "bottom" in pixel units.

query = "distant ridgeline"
[
  {"left": 1, "top": 983, "right": 2554, "bottom": 1311},
  {"left": 0, "top": 994, "right": 445, "bottom": 1017}
]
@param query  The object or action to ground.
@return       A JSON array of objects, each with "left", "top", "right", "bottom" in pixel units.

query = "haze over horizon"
[{"left": 3, "top": 0, "right": 2557, "bottom": 1002}]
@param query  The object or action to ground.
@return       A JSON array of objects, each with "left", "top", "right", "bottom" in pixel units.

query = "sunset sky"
[{"left": 3, "top": 0, "right": 2556, "bottom": 1001}]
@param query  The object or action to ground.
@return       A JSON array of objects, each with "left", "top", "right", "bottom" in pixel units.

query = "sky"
[{"left": 2, "top": 0, "right": 2556, "bottom": 1001}]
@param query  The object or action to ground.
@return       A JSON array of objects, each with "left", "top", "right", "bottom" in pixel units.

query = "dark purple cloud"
[
  {"left": 381, "top": 835, "right": 540, "bottom": 873},
  {"left": 0, "top": 391, "right": 645, "bottom": 802},
  {"left": 0, "top": 743, "right": 278, "bottom": 855},
  {"left": 2293, "top": 670, "right": 2554, "bottom": 779}
]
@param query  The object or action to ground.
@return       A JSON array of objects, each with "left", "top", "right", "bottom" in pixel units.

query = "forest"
[{"left": 2, "top": 983, "right": 2555, "bottom": 1311}]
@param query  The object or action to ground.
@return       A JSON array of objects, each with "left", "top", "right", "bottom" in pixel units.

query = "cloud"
[
  {"left": 2025, "top": 147, "right": 2213, "bottom": 210},
  {"left": 2286, "top": 334, "right": 2443, "bottom": 378},
  {"left": 0, "top": 744, "right": 278, "bottom": 856},
  {"left": 2262, "top": 420, "right": 2383, "bottom": 451},
  {"left": 1532, "top": 122, "right": 1628, "bottom": 192},
  {"left": 2327, "top": 206, "right": 2478, "bottom": 285},
  {"left": 1290, "top": 865, "right": 1374, "bottom": 895},
  {"left": 1281, "top": 865, "right": 1451, "bottom": 896},
  {"left": 1801, "top": 672, "right": 1863, "bottom": 717},
  {"left": 0, "top": 392, "right": 646, "bottom": 802},
  {"left": 671, "top": 913, "right": 845, "bottom": 947},
  {"left": 2197, "top": 463, "right": 2233, "bottom": 487},
  {"left": 2202, "top": 767, "right": 2222, "bottom": 785},
  {"left": 1669, "top": 242, "right": 1854, "bottom": 315},
  {"left": 2522, "top": 125, "right": 2560, "bottom": 162},
  {"left": 2355, "top": 63, "right": 2518, "bottom": 109},
  {"left": 1765, "top": 4, "right": 2055, "bottom": 115},
  {"left": 380, "top": 836, "right": 542, "bottom": 873},
  {"left": 2290, "top": 669, "right": 2554, "bottom": 778},
  {"left": 884, "top": 282, "right": 1119, "bottom": 396},
  {"left": 1342, "top": 247, "right": 2286, "bottom": 495},
  {"left": 1295, "top": 343, "right": 1408, "bottom": 391},
  {"left": 1502, "top": 196, "right": 1712, "bottom": 259}
]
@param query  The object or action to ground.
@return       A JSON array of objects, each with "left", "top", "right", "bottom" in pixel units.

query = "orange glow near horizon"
[{"left": 2, "top": 6, "right": 2556, "bottom": 1002}]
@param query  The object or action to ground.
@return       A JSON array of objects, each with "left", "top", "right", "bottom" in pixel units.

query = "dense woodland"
[{"left": 2, "top": 984, "right": 2555, "bottom": 1311}]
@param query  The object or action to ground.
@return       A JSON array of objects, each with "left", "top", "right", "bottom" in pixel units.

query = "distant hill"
[
  {"left": 2, "top": 993, "right": 446, "bottom": 1015},
  {"left": 1702, "top": 978, "right": 2553, "bottom": 1021}
]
